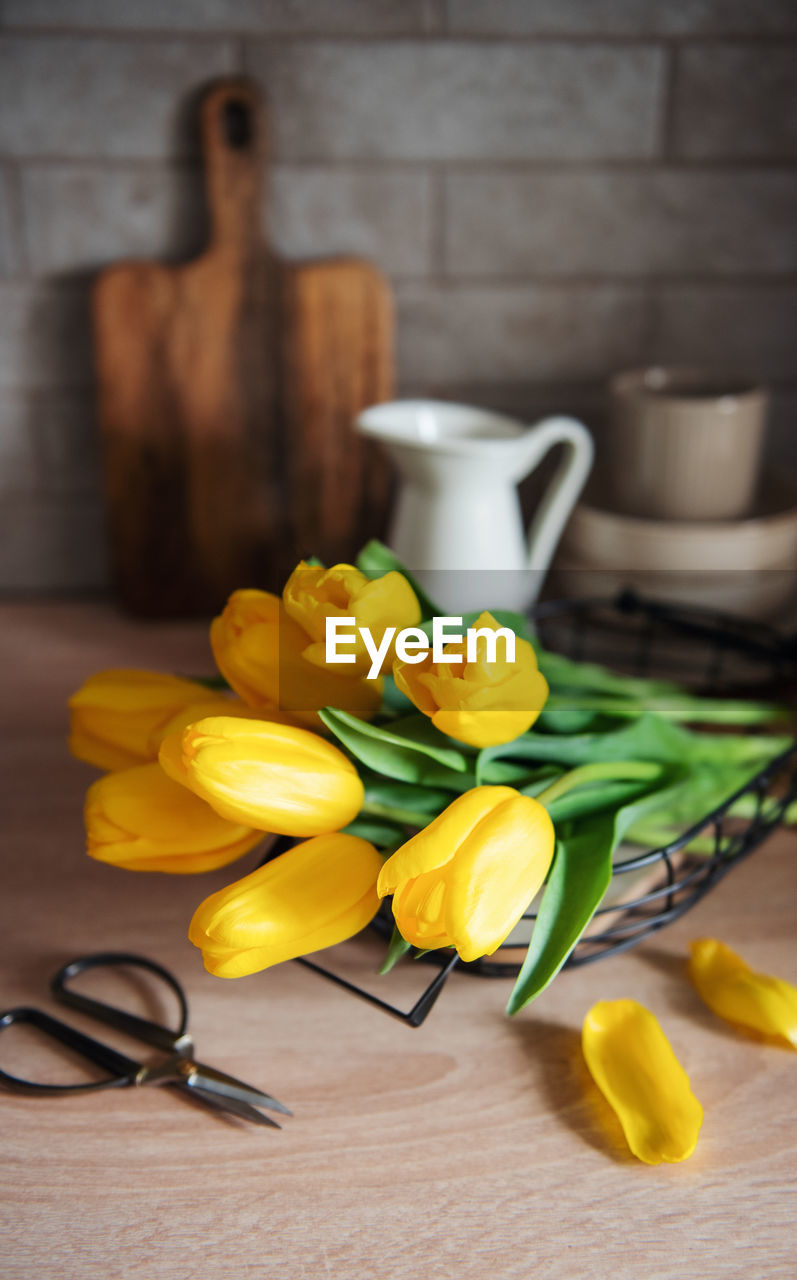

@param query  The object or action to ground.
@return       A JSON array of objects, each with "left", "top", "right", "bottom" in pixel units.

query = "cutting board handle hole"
[{"left": 222, "top": 99, "right": 253, "bottom": 150}]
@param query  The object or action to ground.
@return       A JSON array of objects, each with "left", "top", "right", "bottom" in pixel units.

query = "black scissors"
[{"left": 0, "top": 952, "right": 291, "bottom": 1128}]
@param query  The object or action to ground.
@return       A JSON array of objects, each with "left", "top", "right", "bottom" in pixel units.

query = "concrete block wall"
[{"left": 0, "top": 0, "right": 795, "bottom": 590}]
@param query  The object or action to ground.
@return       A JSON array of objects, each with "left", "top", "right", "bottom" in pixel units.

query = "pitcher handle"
[{"left": 523, "top": 416, "right": 593, "bottom": 575}]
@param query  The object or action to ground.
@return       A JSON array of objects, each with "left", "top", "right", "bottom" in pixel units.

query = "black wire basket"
[{"left": 293, "top": 590, "right": 797, "bottom": 1026}]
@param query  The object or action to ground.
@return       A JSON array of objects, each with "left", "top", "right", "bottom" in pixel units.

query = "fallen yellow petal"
[
  {"left": 582, "top": 999, "right": 703, "bottom": 1164},
  {"left": 689, "top": 938, "right": 797, "bottom": 1048}
]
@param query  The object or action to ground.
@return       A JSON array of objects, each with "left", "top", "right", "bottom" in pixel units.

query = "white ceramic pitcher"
[{"left": 356, "top": 400, "right": 594, "bottom": 614}]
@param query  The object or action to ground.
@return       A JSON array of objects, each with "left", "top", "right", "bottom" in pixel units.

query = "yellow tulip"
[
  {"left": 68, "top": 668, "right": 235, "bottom": 772},
  {"left": 393, "top": 612, "right": 548, "bottom": 748},
  {"left": 159, "top": 694, "right": 298, "bottom": 741},
  {"left": 85, "top": 762, "right": 264, "bottom": 873},
  {"left": 689, "top": 938, "right": 797, "bottom": 1047},
  {"left": 377, "top": 786, "right": 555, "bottom": 962},
  {"left": 582, "top": 1000, "right": 703, "bottom": 1164},
  {"left": 160, "top": 716, "right": 364, "bottom": 837},
  {"left": 210, "top": 588, "right": 381, "bottom": 721},
  {"left": 283, "top": 561, "right": 421, "bottom": 677},
  {"left": 189, "top": 832, "right": 383, "bottom": 976}
]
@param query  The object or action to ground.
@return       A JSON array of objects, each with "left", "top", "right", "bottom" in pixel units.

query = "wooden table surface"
[{"left": 2, "top": 601, "right": 795, "bottom": 1280}]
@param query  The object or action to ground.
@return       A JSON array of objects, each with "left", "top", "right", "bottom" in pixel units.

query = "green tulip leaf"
[
  {"left": 342, "top": 817, "right": 406, "bottom": 847},
  {"left": 537, "top": 650, "right": 680, "bottom": 700},
  {"left": 477, "top": 759, "right": 551, "bottom": 786},
  {"left": 480, "top": 712, "right": 790, "bottom": 772},
  {"left": 505, "top": 822, "right": 614, "bottom": 1017},
  {"left": 544, "top": 776, "right": 668, "bottom": 826},
  {"left": 542, "top": 691, "right": 787, "bottom": 728},
  {"left": 381, "top": 673, "right": 414, "bottom": 715},
  {"left": 621, "top": 763, "right": 761, "bottom": 841},
  {"left": 382, "top": 713, "right": 478, "bottom": 759},
  {"left": 379, "top": 924, "right": 413, "bottom": 975},
  {"left": 319, "top": 708, "right": 473, "bottom": 789},
  {"left": 361, "top": 771, "right": 452, "bottom": 813},
  {"left": 506, "top": 777, "right": 705, "bottom": 1015},
  {"left": 537, "top": 705, "right": 602, "bottom": 734},
  {"left": 517, "top": 767, "right": 566, "bottom": 797},
  {"left": 190, "top": 673, "right": 232, "bottom": 691}
]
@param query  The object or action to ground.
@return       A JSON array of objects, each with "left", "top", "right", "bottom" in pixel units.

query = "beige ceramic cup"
[{"left": 607, "top": 367, "right": 769, "bottom": 521}]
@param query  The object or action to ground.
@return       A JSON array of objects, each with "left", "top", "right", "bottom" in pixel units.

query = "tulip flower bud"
[
  {"left": 189, "top": 832, "right": 384, "bottom": 977},
  {"left": 393, "top": 611, "right": 548, "bottom": 748},
  {"left": 161, "top": 716, "right": 364, "bottom": 837},
  {"left": 68, "top": 669, "right": 233, "bottom": 772},
  {"left": 283, "top": 561, "right": 421, "bottom": 678},
  {"left": 211, "top": 588, "right": 381, "bottom": 721},
  {"left": 378, "top": 785, "right": 555, "bottom": 962},
  {"left": 85, "top": 762, "right": 264, "bottom": 873}
]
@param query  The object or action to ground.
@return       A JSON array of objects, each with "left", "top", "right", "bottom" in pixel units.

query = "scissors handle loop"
[
  {"left": 51, "top": 952, "right": 191, "bottom": 1053},
  {"left": 0, "top": 1007, "right": 139, "bottom": 1095}
]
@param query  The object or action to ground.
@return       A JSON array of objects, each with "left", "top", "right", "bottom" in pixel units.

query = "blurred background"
[{"left": 0, "top": 0, "right": 795, "bottom": 600}]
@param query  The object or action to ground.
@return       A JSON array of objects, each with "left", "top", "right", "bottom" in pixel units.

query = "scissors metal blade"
[
  {"left": 183, "top": 1059, "right": 292, "bottom": 1116},
  {"left": 181, "top": 1080, "right": 282, "bottom": 1128},
  {"left": 137, "top": 1053, "right": 291, "bottom": 1117}
]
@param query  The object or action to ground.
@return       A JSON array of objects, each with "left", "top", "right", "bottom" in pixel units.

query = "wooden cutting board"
[{"left": 93, "top": 78, "right": 393, "bottom": 616}]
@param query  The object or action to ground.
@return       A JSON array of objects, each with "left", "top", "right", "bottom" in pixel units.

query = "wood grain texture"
[
  {"left": 283, "top": 256, "right": 394, "bottom": 568},
  {"left": 1, "top": 602, "right": 796, "bottom": 1280},
  {"left": 94, "top": 79, "right": 394, "bottom": 617}
]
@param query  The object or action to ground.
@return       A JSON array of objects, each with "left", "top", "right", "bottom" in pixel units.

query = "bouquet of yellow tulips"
[{"left": 70, "top": 541, "right": 794, "bottom": 1016}]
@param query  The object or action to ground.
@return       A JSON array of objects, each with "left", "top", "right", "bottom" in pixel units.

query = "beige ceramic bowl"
[
  {"left": 607, "top": 367, "right": 769, "bottom": 522},
  {"left": 554, "top": 477, "right": 797, "bottom": 617}
]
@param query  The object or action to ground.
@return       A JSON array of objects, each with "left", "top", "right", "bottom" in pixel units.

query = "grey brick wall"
[{"left": 0, "top": 0, "right": 795, "bottom": 590}]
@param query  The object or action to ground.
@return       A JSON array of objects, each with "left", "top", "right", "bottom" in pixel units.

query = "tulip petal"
[
  {"left": 179, "top": 717, "right": 364, "bottom": 836},
  {"left": 445, "top": 794, "right": 555, "bottom": 961},
  {"left": 377, "top": 786, "right": 519, "bottom": 896},
  {"left": 68, "top": 669, "right": 218, "bottom": 770},
  {"left": 394, "top": 611, "right": 548, "bottom": 748},
  {"left": 432, "top": 708, "right": 537, "bottom": 749},
  {"left": 392, "top": 660, "right": 437, "bottom": 717},
  {"left": 379, "top": 786, "right": 556, "bottom": 962},
  {"left": 189, "top": 833, "right": 383, "bottom": 976},
  {"left": 85, "top": 763, "right": 263, "bottom": 873},
  {"left": 209, "top": 589, "right": 282, "bottom": 701},
  {"left": 157, "top": 695, "right": 292, "bottom": 745},
  {"left": 283, "top": 562, "right": 420, "bottom": 678},
  {"left": 68, "top": 728, "right": 146, "bottom": 773},
  {"left": 689, "top": 938, "right": 797, "bottom": 1047},
  {"left": 582, "top": 1000, "right": 703, "bottom": 1164},
  {"left": 210, "top": 587, "right": 381, "bottom": 721},
  {"left": 390, "top": 872, "right": 453, "bottom": 949}
]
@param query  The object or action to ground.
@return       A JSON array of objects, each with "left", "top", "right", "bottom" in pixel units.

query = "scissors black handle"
[
  {"left": 0, "top": 1007, "right": 140, "bottom": 1095},
  {"left": 0, "top": 954, "right": 290, "bottom": 1125},
  {"left": 51, "top": 952, "right": 191, "bottom": 1053}
]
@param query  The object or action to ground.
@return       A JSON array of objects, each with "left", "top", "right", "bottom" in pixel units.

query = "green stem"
[
  {"left": 624, "top": 795, "right": 797, "bottom": 855},
  {"left": 379, "top": 924, "right": 413, "bottom": 974},
  {"left": 622, "top": 821, "right": 716, "bottom": 856},
  {"left": 728, "top": 796, "right": 797, "bottom": 825},
  {"left": 544, "top": 691, "right": 787, "bottom": 726},
  {"left": 536, "top": 760, "right": 663, "bottom": 807},
  {"left": 359, "top": 800, "right": 431, "bottom": 828}
]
